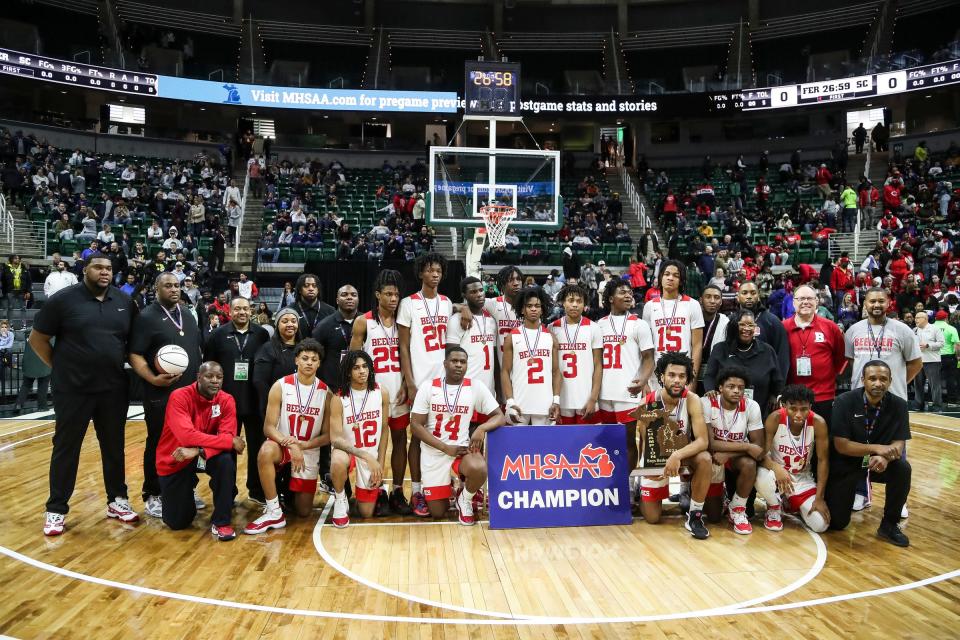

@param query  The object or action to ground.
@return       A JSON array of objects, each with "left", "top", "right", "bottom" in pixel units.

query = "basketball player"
[
  {"left": 243, "top": 339, "right": 331, "bottom": 534},
  {"left": 501, "top": 286, "right": 561, "bottom": 424},
  {"left": 410, "top": 346, "right": 504, "bottom": 523},
  {"left": 701, "top": 364, "right": 764, "bottom": 534},
  {"left": 398, "top": 252, "right": 453, "bottom": 516},
  {"left": 327, "top": 351, "right": 390, "bottom": 528},
  {"left": 447, "top": 276, "right": 498, "bottom": 407},
  {"left": 350, "top": 269, "right": 412, "bottom": 515},
  {"left": 459, "top": 266, "right": 524, "bottom": 368},
  {"left": 549, "top": 283, "right": 602, "bottom": 424},
  {"left": 642, "top": 260, "right": 704, "bottom": 391},
  {"left": 755, "top": 384, "right": 830, "bottom": 533},
  {"left": 635, "top": 353, "right": 713, "bottom": 539},
  {"left": 598, "top": 280, "right": 654, "bottom": 469}
]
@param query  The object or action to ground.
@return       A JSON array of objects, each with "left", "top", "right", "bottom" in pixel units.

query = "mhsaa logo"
[{"left": 500, "top": 443, "right": 615, "bottom": 481}]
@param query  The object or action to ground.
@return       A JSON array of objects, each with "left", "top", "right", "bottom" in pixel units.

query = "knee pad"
[
  {"left": 801, "top": 507, "right": 828, "bottom": 533},
  {"left": 754, "top": 467, "right": 778, "bottom": 504}
]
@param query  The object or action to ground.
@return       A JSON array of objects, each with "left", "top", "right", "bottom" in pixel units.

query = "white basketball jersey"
[
  {"left": 642, "top": 294, "right": 705, "bottom": 360},
  {"left": 412, "top": 377, "right": 499, "bottom": 447},
  {"left": 508, "top": 324, "right": 555, "bottom": 416},
  {"left": 277, "top": 374, "right": 329, "bottom": 442},
  {"left": 597, "top": 313, "right": 654, "bottom": 403},
  {"left": 700, "top": 395, "right": 763, "bottom": 442},
  {"left": 397, "top": 292, "right": 452, "bottom": 388},
  {"left": 550, "top": 316, "right": 598, "bottom": 410},
  {"left": 361, "top": 311, "right": 402, "bottom": 402},
  {"left": 484, "top": 296, "right": 521, "bottom": 364},
  {"left": 770, "top": 408, "right": 815, "bottom": 476},
  {"left": 447, "top": 310, "right": 497, "bottom": 395},
  {"left": 339, "top": 384, "right": 384, "bottom": 455}
]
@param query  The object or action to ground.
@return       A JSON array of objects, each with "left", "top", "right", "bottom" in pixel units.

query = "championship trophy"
[{"left": 633, "top": 398, "right": 690, "bottom": 476}]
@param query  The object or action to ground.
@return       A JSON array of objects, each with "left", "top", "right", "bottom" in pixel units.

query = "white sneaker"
[
  {"left": 455, "top": 488, "right": 476, "bottom": 526},
  {"left": 852, "top": 494, "right": 870, "bottom": 512},
  {"left": 901, "top": 504, "right": 908, "bottom": 519},
  {"left": 193, "top": 491, "right": 206, "bottom": 510},
  {"left": 243, "top": 509, "right": 286, "bottom": 535},
  {"left": 331, "top": 493, "right": 350, "bottom": 528},
  {"left": 43, "top": 512, "right": 65, "bottom": 536},
  {"left": 107, "top": 497, "right": 140, "bottom": 523},
  {"left": 144, "top": 495, "right": 163, "bottom": 518}
]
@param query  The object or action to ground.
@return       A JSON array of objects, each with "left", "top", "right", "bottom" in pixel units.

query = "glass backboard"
[{"left": 427, "top": 146, "right": 561, "bottom": 228}]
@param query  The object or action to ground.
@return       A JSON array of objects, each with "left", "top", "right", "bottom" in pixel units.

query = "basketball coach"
[{"left": 30, "top": 253, "right": 139, "bottom": 536}]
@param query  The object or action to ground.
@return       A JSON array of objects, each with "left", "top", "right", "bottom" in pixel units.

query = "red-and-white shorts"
[
  {"left": 348, "top": 455, "right": 381, "bottom": 503},
  {"left": 557, "top": 409, "right": 599, "bottom": 425},
  {"left": 277, "top": 445, "right": 319, "bottom": 494},
  {"left": 594, "top": 400, "right": 638, "bottom": 425},
  {"left": 420, "top": 443, "right": 463, "bottom": 501}
]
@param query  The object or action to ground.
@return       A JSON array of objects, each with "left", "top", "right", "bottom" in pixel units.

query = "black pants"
[
  {"left": 826, "top": 458, "right": 911, "bottom": 531},
  {"left": 142, "top": 394, "right": 171, "bottom": 500},
  {"left": 46, "top": 388, "right": 129, "bottom": 514},
  {"left": 18, "top": 375, "right": 50, "bottom": 410},
  {"left": 159, "top": 452, "right": 236, "bottom": 529},
  {"left": 942, "top": 354, "right": 958, "bottom": 402},
  {"left": 238, "top": 413, "right": 265, "bottom": 499},
  {"left": 211, "top": 251, "right": 225, "bottom": 273},
  {"left": 809, "top": 398, "right": 834, "bottom": 481}
]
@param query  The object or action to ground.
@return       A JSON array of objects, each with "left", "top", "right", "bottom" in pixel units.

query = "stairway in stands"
[
  {"left": 3, "top": 202, "right": 47, "bottom": 261},
  {"left": 225, "top": 171, "right": 261, "bottom": 272},
  {"left": 606, "top": 167, "right": 661, "bottom": 248}
]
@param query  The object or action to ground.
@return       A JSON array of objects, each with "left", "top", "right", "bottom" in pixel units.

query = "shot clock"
[{"left": 464, "top": 61, "right": 522, "bottom": 120}]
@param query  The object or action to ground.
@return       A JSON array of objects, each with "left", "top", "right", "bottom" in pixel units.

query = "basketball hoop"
[{"left": 480, "top": 204, "right": 516, "bottom": 249}]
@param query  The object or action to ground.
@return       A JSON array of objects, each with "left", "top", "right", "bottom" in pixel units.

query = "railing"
[
  {"left": 619, "top": 165, "right": 649, "bottom": 230},
  {"left": 0, "top": 193, "right": 13, "bottom": 251},
  {"left": 234, "top": 169, "right": 251, "bottom": 262}
]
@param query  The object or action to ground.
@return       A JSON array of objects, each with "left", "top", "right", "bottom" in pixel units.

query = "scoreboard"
[
  {"left": 464, "top": 61, "right": 522, "bottom": 120},
  {"left": 0, "top": 48, "right": 157, "bottom": 96}
]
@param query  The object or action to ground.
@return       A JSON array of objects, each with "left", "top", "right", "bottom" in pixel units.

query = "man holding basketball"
[
  {"left": 32, "top": 253, "right": 138, "bottom": 536},
  {"left": 130, "top": 272, "right": 202, "bottom": 519}
]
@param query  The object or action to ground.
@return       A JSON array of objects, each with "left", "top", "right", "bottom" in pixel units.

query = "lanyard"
[
  {"left": 562, "top": 316, "right": 583, "bottom": 348},
  {"left": 348, "top": 387, "right": 370, "bottom": 427},
  {"left": 441, "top": 377, "right": 463, "bottom": 416},
  {"left": 795, "top": 320, "right": 814, "bottom": 356},
  {"left": 336, "top": 320, "right": 351, "bottom": 345},
  {"left": 608, "top": 314, "right": 628, "bottom": 344},
  {"left": 294, "top": 377, "right": 319, "bottom": 426},
  {"left": 231, "top": 330, "right": 248, "bottom": 354},
  {"left": 786, "top": 410, "right": 810, "bottom": 458},
  {"left": 865, "top": 320, "right": 887, "bottom": 359},
  {"left": 659, "top": 295, "right": 680, "bottom": 327},
  {"left": 161, "top": 303, "right": 184, "bottom": 336},
  {"left": 718, "top": 399, "right": 741, "bottom": 433},
  {"left": 862, "top": 393, "right": 881, "bottom": 443},
  {"left": 378, "top": 315, "right": 397, "bottom": 342},
  {"left": 419, "top": 292, "right": 440, "bottom": 328},
  {"left": 298, "top": 303, "right": 320, "bottom": 332},
  {"left": 521, "top": 324, "right": 543, "bottom": 358},
  {"left": 658, "top": 390, "right": 685, "bottom": 424},
  {"left": 702, "top": 313, "right": 719, "bottom": 349},
  {"left": 500, "top": 297, "right": 515, "bottom": 324},
  {"left": 472, "top": 311, "right": 490, "bottom": 344}
]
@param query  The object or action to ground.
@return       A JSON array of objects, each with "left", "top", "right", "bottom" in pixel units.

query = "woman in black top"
[
  {"left": 252, "top": 307, "right": 301, "bottom": 419},
  {"left": 704, "top": 308, "right": 783, "bottom": 416}
]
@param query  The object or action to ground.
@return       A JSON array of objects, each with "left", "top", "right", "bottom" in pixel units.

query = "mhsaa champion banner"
[{"left": 487, "top": 424, "right": 631, "bottom": 529}]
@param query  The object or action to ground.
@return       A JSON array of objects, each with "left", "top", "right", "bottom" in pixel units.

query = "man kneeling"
[
  {"left": 327, "top": 351, "right": 390, "bottom": 528},
  {"left": 244, "top": 339, "right": 331, "bottom": 534},
  {"left": 157, "top": 362, "right": 246, "bottom": 541},
  {"left": 635, "top": 353, "right": 713, "bottom": 540},
  {"left": 410, "top": 346, "right": 504, "bottom": 524}
]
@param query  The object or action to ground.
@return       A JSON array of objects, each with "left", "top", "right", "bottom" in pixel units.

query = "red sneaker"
[
  {"left": 471, "top": 488, "right": 485, "bottom": 514},
  {"left": 211, "top": 523, "right": 237, "bottom": 541},
  {"left": 411, "top": 491, "right": 429, "bottom": 517},
  {"left": 729, "top": 506, "right": 753, "bottom": 535},
  {"left": 764, "top": 506, "right": 784, "bottom": 532},
  {"left": 455, "top": 488, "right": 475, "bottom": 526},
  {"left": 331, "top": 493, "right": 350, "bottom": 528},
  {"left": 43, "top": 512, "right": 65, "bottom": 536},
  {"left": 243, "top": 510, "right": 287, "bottom": 535},
  {"left": 106, "top": 498, "right": 140, "bottom": 523}
]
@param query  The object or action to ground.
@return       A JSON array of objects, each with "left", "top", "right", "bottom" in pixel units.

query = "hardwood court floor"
[{"left": 0, "top": 414, "right": 958, "bottom": 639}]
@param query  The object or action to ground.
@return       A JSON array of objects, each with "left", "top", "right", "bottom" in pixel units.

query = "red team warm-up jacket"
[{"left": 156, "top": 384, "right": 238, "bottom": 476}]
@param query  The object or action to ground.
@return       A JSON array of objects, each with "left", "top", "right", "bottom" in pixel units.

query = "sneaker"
[
  {"left": 211, "top": 523, "right": 236, "bottom": 541},
  {"left": 471, "top": 488, "right": 485, "bottom": 514},
  {"left": 901, "top": 504, "right": 908, "bottom": 519},
  {"left": 247, "top": 494, "right": 266, "bottom": 507},
  {"left": 43, "top": 512, "right": 65, "bottom": 536},
  {"left": 685, "top": 510, "right": 710, "bottom": 540},
  {"left": 877, "top": 520, "right": 910, "bottom": 547},
  {"left": 106, "top": 498, "right": 140, "bottom": 523},
  {"left": 729, "top": 506, "right": 753, "bottom": 535},
  {"left": 317, "top": 473, "right": 335, "bottom": 495},
  {"left": 374, "top": 488, "right": 389, "bottom": 517},
  {"left": 852, "top": 494, "right": 870, "bottom": 512},
  {"left": 193, "top": 491, "right": 206, "bottom": 510},
  {"left": 455, "top": 488, "right": 475, "bottom": 526},
  {"left": 331, "top": 493, "right": 350, "bottom": 528},
  {"left": 764, "top": 506, "right": 784, "bottom": 532},
  {"left": 388, "top": 488, "right": 412, "bottom": 515},
  {"left": 411, "top": 491, "right": 429, "bottom": 518},
  {"left": 243, "top": 509, "right": 286, "bottom": 535},
  {"left": 144, "top": 495, "right": 163, "bottom": 518}
]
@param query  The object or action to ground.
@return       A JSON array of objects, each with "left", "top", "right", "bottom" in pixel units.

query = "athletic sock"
[
  {"left": 689, "top": 500, "right": 705, "bottom": 514},
  {"left": 731, "top": 493, "right": 748, "bottom": 510},
  {"left": 335, "top": 490, "right": 347, "bottom": 501},
  {"left": 266, "top": 497, "right": 280, "bottom": 514},
  {"left": 462, "top": 487, "right": 476, "bottom": 500},
  {"left": 412, "top": 482, "right": 423, "bottom": 495}
]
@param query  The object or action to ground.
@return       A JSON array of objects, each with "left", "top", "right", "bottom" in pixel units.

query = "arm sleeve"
[
  {"left": 164, "top": 391, "right": 235, "bottom": 450},
  {"left": 831, "top": 396, "right": 852, "bottom": 440},
  {"left": 903, "top": 324, "right": 921, "bottom": 361},
  {"left": 31, "top": 292, "right": 63, "bottom": 336},
  {"left": 411, "top": 385, "right": 431, "bottom": 415},
  {"left": 396, "top": 298, "right": 412, "bottom": 328}
]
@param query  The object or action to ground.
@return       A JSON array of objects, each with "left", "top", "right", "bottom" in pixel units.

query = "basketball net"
[{"left": 480, "top": 204, "right": 516, "bottom": 249}]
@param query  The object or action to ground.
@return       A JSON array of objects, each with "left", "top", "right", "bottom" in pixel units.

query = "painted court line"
[{"left": 0, "top": 431, "right": 54, "bottom": 453}]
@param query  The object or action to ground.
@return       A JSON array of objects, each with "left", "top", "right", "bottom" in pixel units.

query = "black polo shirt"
[
  {"left": 830, "top": 388, "right": 911, "bottom": 472},
  {"left": 312, "top": 310, "right": 356, "bottom": 388},
  {"left": 129, "top": 301, "right": 202, "bottom": 400},
  {"left": 32, "top": 282, "right": 135, "bottom": 395},
  {"left": 296, "top": 300, "right": 335, "bottom": 340},
  {"left": 203, "top": 321, "right": 270, "bottom": 415}
]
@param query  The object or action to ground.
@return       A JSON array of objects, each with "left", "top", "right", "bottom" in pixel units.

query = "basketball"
[{"left": 154, "top": 345, "right": 189, "bottom": 375}]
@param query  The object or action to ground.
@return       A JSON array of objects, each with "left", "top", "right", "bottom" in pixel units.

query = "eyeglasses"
[{"left": 794, "top": 296, "right": 817, "bottom": 301}]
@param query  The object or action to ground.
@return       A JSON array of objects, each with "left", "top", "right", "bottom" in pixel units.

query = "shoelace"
[{"left": 48, "top": 513, "right": 64, "bottom": 524}]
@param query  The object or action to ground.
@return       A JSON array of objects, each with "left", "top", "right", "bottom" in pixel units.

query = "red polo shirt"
[
  {"left": 783, "top": 314, "right": 846, "bottom": 402},
  {"left": 157, "top": 384, "right": 237, "bottom": 476}
]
